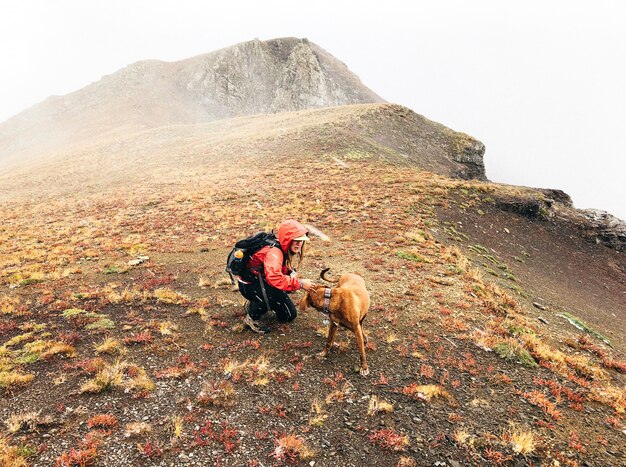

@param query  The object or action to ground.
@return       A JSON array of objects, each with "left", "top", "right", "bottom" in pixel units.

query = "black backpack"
[{"left": 225, "top": 231, "right": 280, "bottom": 282}]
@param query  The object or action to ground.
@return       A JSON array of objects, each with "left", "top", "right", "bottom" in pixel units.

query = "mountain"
[
  {"left": 0, "top": 36, "right": 487, "bottom": 199},
  {"left": 0, "top": 37, "right": 384, "bottom": 170},
  {"left": 0, "top": 38, "right": 624, "bottom": 467}
]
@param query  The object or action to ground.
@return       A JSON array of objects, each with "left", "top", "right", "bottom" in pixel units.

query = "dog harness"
[{"left": 322, "top": 287, "right": 332, "bottom": 314}]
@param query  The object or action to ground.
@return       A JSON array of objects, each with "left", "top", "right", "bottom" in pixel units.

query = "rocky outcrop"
[
  {"left": 451, "top": 138, "right": 486, "bottom": 181},
  {"left": 537, "top": 189, "right": 573, "bottom": 207},
  {"left": 179, "top": 38, "right": 383, "bottom": 118},
  {"left": 580, "top": 209, "right": 626, "bottom": 252},
  {"left": 439, "top": 129, "right": 487, "bottom": 181}
]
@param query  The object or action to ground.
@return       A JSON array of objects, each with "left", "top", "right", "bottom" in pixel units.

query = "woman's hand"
[{"left": 300, "top": 279, "right": 316, "bottom": 291}]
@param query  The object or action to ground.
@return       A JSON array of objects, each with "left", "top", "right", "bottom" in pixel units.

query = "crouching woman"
[{"left": 238, "top": 219, "right": 315, "bottom": 334}]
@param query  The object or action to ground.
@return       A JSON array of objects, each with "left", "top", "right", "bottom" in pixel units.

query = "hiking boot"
[{"left": 243, "top": 313, "right": 270, "bottom": 334}]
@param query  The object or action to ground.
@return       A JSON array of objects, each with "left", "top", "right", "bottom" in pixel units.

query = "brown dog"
[{"left": 298, "top": 268, "right": 370, "bottom": 376}]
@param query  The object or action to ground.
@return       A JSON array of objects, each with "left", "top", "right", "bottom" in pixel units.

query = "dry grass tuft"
[
  {"left": 385, "top": 333, "right": 399, "bottom": 344},
  {"left": 0, "top": 371, "right": 34, "bottom": 390},
  {"left": 452, "top": 429, "right": 475, "bottom": 447},
  {"left": 272, "top": 434, "right": 315, "bottom": 463},
  {"left": 400, "top": 384, "right": 451, "bottom": 401},
  {"left": 154, "top": 288, "right": 189, "bottom": 305},
  {"left": 565, "top": 354, "right": 609, "bottom": 381},
  {"left": 368, "top": 395, "right": 394, "bottom": 415},
  {"left": 0, "top": 297, "right": 21, "bottom": 315},
  {"left": 589, "top": 385, "right": 626, "bottom": 414},
  {"left": 79, "top": 360, "right": 153, "bottom": 394},
  {"left": 198, "top": 277, "right": 212, "bottom": 288},
  {"left": 396, "top": 456, "right": 417, "bottom": 467},
  {"left": 94, "top": 338, "right": 126, "bottom": 356},
  {"left": 308, "top": 398, "right": 328, "bottom": 426},
  {"left": 158, "top": 321, "right": 178, "bottom": 336},
  {"left": 507, "top": 427, "right": 536, "bottom": 455},
  {"left": 125, "top": 422, "right": 152, "bottom": 438},
  {"left": 0, "top": 435, "right": 29, "bottom": 467},
  {"left": 80, "top": 360, "right": 127, "bottom": 393},
  {"left": 169, "top": 415, "right": 184, "bottom": 440},
  {"left": 5, "top": 411, "right": 41, "bottom": 433}
]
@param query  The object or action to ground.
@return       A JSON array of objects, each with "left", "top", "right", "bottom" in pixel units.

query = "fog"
[{"left": 1, "top": 0, "right": 624, "bottom": 219}]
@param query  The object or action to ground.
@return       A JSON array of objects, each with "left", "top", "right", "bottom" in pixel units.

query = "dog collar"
[{"left": 322, "top": 287, "right": 332, "bottom": 314}]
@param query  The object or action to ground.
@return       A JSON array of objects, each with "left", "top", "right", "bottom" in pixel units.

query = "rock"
[
  {"left": 533, "top": 302, "right": 547, "bottom": 311},
  {"left": 128, "top": 256, "right": 149, "bottom": 266},
  {"left": 580, "top": 209, "right": 626, "bottom": 252},
  {"left": 495, "top": 196, "right": 548, "bottom": 219},
  {"left": 450, "top": 135, "right": 487, "bottom": 181},
  {"left": 537, "top": 188, "right": 573, "bottom": 207}
]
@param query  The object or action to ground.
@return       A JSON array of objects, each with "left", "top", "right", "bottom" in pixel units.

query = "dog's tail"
[{"left": 320, "top": 268, "right": 339, "bottom": 283}]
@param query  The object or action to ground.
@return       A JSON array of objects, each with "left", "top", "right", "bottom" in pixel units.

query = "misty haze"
[{"left": 0, "top": 35, "right": 624, "bottom": 467}]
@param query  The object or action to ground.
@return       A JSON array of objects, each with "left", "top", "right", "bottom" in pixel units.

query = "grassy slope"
[
  {"left": 0, "top": 115, "right": 624, "bottom": 466},
  {"left": 0, "top": 104, "right": 476, "bottom": 201}
]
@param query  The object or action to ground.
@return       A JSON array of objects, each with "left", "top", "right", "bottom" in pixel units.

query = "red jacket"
[{"left": 246, "top": 219, "right": 307, "bottom": 292}]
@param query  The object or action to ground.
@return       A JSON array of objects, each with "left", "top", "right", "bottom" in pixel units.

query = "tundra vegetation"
[{"left": 0, "top": 157, "right": 624, "bottom": 466}]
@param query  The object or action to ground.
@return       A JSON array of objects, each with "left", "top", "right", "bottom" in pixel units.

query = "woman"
[{"left": 238, "top": 219, "right": 316, "bottom": 333}]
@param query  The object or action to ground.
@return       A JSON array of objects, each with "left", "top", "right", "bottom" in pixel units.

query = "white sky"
[{"left": 1, "top": 0, "right": 625, "bottom": 219}]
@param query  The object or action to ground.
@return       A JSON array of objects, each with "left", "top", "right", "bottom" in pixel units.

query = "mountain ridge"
[{"left": 0, "top": 37, "right": 384, "bottom": 170}]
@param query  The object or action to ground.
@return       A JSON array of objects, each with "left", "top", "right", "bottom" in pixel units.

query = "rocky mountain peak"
[
  {"left": 179, "top": 37, "right": 384, "bottom": 118},
  {"left": 0, "top": 37, "right": 384, "bottom": 168}
]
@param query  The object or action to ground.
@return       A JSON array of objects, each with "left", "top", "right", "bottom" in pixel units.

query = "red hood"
[{"left": 277, "top": 219, "right": 308, "bottom": 253}]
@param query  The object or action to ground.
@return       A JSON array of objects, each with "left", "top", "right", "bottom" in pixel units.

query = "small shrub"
[
  {"left": 55, "top": 437, "right": 99, "bottom": 467},
  {"left": 271, "top": 434, "right": 315, "bottom": 464},
  {"left": 368, "top": 428, "right": 409, "bottom": 451},
  {"left": 493, "top": 339, "right": 538, "bottom": 368},
  {"left": 87, "top": 414, "right": 118, "bottom": 429},
  {"left": 197, "top": 380, "right": 236, "bottom": 407}
]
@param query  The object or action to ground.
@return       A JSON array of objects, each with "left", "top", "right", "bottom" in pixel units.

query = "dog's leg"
[
  {"left": 354, "top": 323, "right": 369, "bottom": 376},
  {"left": 359, "top": 316, "right": 368, "bottom": 345},
  {"left": 319, "top": 321, "right": 338, "bottom": 359}
]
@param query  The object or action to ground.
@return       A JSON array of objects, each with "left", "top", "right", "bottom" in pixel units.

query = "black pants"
[{"left": 238, "top": 276, "right": 297, "bottom": 323}]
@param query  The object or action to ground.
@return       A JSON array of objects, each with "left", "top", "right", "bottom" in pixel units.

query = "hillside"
[
  {"left": 0, "top": 103, "right": 485, "bottom": 201},
  {"left": 0, "top": 38, "right": 624, "bottom": 467},
  {"left": 0, "top": 37, "right": 383, "bottom": 171},
  {"left": 1, "top": 146, "right": 624, "bottom": 466}
]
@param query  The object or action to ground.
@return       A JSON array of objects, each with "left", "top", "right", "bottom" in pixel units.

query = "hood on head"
[{"left": 277, "top": 219, "right": 308, "bottom": 252}]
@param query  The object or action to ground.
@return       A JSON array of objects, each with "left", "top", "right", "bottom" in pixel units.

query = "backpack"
[{"left": 225, "top": 231, "right": 280, "bottom": 282}]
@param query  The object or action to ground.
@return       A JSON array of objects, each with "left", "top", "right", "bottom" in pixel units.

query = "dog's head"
[{"left": 298, "top": 285, "right": 328, "bottom": 311}]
